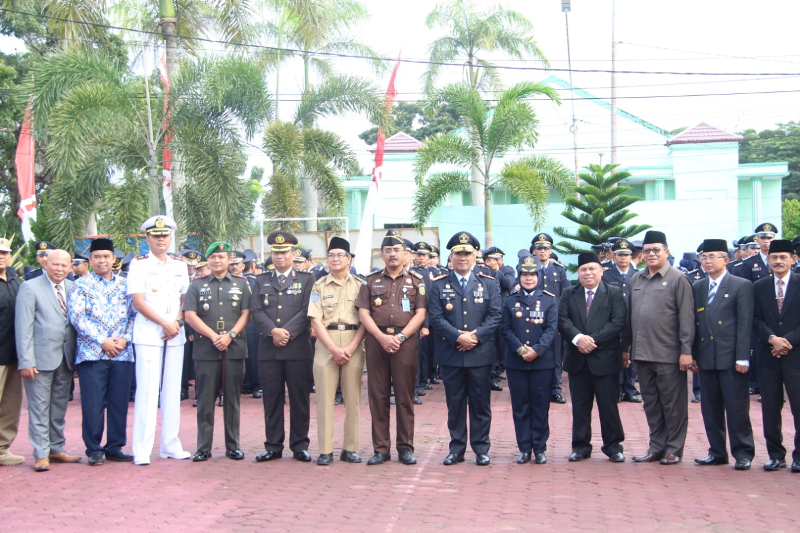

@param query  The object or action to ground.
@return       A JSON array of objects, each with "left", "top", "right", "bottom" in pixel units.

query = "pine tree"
[{"left": 553, "top": 162, "right": 651, "bottom": 255}]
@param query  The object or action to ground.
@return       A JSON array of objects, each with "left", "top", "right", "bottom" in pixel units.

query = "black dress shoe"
[
  {"left": 496, "top": 372, "right": 506, "bottom": 381},
  {"left": 105, "top": 449, "right": 133, "bottom": 462},
  {"left": 340, "top": 450, "right": 362, "bottom": 463},
  {"left": 88, "top": 452, "right": 105, "bottom": 466},
  {"left": 621, "top": 393, "right": 642, "bottom": 403},
  {"left": 763, "top": 459, "right": 786, "bottom": 471},
  {"left": 618, "top": 392, "right": 624, "bottom": 403},
  {"left": 317, "top": 453, "right": 333, "bottom": 465},
  {"left": 660, "top": 454, "right": 681, "bottom": 465},
  {"left": 423, "top": 383, "right": 433, "bottom": 390},
  {"left": 443, "top": 453, "right": 465, "bottom": 466},
  {"left": 367, "top": 452, "right": 391, "bottom": 465},
  {"left": 792, "top": 461, "right": 800, "bottom": 473},
  {"left": 516, "top": 452, "right": 531, "bottom": 464},
  {"left": 226, "top": 449, "right": 245, "bottom": 460},
  {"left": 311, "top": 385, "right": 316, "bottom": 393},
  {"left": 568, "top": 452, "right": 589, "bottom": 462},
  {"left": 255, "top": 450, "right": 282, "bottom": 462},
  {"left": 399, "top": 448, "right": 417, "bottom": 465},
  {"left": 491, "top": 380, "right": 503, "bottom": 392},
  {"left": 252, "top": 390, "right": 262, "bottom": 399},
  {"left": 193, "top": 450, "right": 211, "bottom": 462},
  {"left": 550, "top": 394, "right": 566, "bottom": 404},
  {"left": 694, "top": 455, "right": 729, "bottom": 466},
  {"left": 334, "top": 393, "right": 343, "bottom": 405},
  {"left": 757, "top": 395, "right": 762, "bottom": 403},
  {"left": 192, "top": 401, "right": 198, "bottom": 407},
  {"left": 749, "top": 386, "right": 760, "bottom": 395},
  {"left": 609, "top": 452, "right": 625, "bottom": 463},
  {"left": 415, "top": 388, "right": 426, "bottom": 396},
  {"left": 734, "top": 458, "right": 751, "bottom": 470},
  {"left": 390, "top": 399, "right": 396, "bottom": 405},
  {"left": 534, "top": 452, "right": 547, "bottom": 464},
  {"left": 691, "top": 395, "right": 701, "bottom": 403},
  {"left": 180, "top": 390, "right": 189, "bottom": 401},
  {"left": 430, "top": 377, "right": 440, "bottom": 385},
  {"left": 476, "top": 454, "right": 490, "bottom": 466},
  {"left": 413, "top": 395, "right": 422, "bottom": 405},
  {"left": 293, "top": 450, "right": 311, "bottom": 462},
  {"left": 217, "top": 395, "right": 224, "bottom": 407},
  {"left": 390, "top": 388, "right": 395, "bottom": 397}
]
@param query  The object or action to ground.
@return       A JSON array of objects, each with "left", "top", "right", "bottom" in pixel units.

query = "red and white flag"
[
  {"left": 159, "top": 50, "right": 173, "bottom": 217},
  {"left": 16, "top": 101, "right": 36, "bottom": 242},
  {"left": 354, "top": 55, "right": 401, "bottom": 274}
]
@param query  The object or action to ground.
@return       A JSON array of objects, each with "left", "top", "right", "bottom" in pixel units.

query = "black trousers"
[
  {"left": 620, "top": 360, "right": 638, "bottom": 396},
  {"left": 440, "top": 364, "right": 492, "bottom": 456},
  {"left": 242, "top": 333, "right": 261, "bottom": 392},
  {"left": 699, "top": 368, "right": 754, "bottom": 461},
  {"left": 760, "top": 363, "right": 800, "bottom": 462},
  {"left": 181, "top": 335, "right": 194, "bottom": 395},
  {"left": 259, "top": 359, "right": 312, "bottom": 453},
  {"left": 506, "top": 368, "right": 552, "bottom": 454},
  {"left": 551, "top": 334, "right": 563, "bottom": 395},
  {"left": 569, "top": 365, "right": 624, "bottom": 456},
  {"left": 77, "top": 360, "right": 133, "bottom": 456}
]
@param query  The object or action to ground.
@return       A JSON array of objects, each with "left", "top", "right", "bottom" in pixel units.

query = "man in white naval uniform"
[{"left": 128, "top": 216, "right": 191, "bottom": 465}]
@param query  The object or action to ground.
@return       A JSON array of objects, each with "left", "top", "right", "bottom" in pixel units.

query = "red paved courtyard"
[{"left": 1, "top": 373, "right": 799, "bottom": 532}]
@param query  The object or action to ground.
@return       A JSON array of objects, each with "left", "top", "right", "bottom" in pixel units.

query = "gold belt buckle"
[
  {"left": 386, "top": 327, "right": 395, "bottom": 334},
  {"left": 216, "top": 320, "right": 225, "bottom": 331},
  {"left": 337, "top": 324, "right": 346, "bottom": 331}
]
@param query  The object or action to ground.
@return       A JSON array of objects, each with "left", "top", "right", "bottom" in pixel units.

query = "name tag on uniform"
[
  {"left": 323, "top": 294, "right": 334, "bottom": 299},
  {"left": 200, "top": 288, "right": 211, "bottom": 296},
  {"left": 696, "top": 307, "right": 705, "bottom": 312},
  {"left": 402, "top": 298, "right": 411, "bottom": 312}
]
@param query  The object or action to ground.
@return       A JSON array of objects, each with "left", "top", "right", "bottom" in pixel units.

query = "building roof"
[
  {"left": 667, "top": 122, "right": 743, "bottom": 145},
  {"left": 368, "top": 132, "right": 423, "bottom": 153}
]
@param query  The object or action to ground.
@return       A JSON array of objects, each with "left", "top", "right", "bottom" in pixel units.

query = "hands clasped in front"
[{"left": 457, "top": 330, "right": 479, "bottom": 351}]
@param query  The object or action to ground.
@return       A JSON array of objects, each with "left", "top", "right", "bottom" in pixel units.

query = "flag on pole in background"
[
  {"left": 159, "top": 50, "right": 173, "bottom": 217},
  {"left": 16, "top": 100, "right": 36, "bottom": 242},
  {"left": 353, "top": 54, "right": 401, "bottom": 274}
]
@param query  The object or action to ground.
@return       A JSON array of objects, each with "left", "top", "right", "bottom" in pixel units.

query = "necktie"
[
  {"left": 460, "top": 277, "right": 467, "bottom": 291},
  {"left": 279, "top": 274, "right": 286, "bottom": 286},
  {"left": 55, "top": 284, "right": 67, "bottom": 318},
  {"left": 621, "top": 273, "right": 626, "bottom": 283},
  {"left": 777, "top": 279, "right": 785, "bottom": 313},
  {"left": 707, "top": 281, "right": 717, "bottom": 306},
  {"left": 586, "top": 289, "right": 594, "bottom": 318}
]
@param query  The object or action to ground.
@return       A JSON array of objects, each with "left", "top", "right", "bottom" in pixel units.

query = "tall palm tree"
[
  {"left": 413, "top": 82, "right": 573, "bottom": 247},
  {"left": 424, "top": 0, "right": 548, "bottom": 205},
  {"left": 30, "top": 48, "right": 271, "bottom": 248}
]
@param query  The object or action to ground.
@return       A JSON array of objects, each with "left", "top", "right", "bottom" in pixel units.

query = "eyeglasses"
[
  {"left": 327, "top": 253, "right": 348, "bottom": 260},
  {"left": 382, "top": 247, "right": 404, "bottom": 254},
  {"left": 701, "top": 254, "right": 726, "bottom": 262},
  {"left": 642, "top": 247, "right": 664, "bottom": 255}
]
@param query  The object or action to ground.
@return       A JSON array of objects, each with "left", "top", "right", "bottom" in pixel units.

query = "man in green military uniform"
[{"left": 184, "top": 241, "right": 251, "bottom": 462}]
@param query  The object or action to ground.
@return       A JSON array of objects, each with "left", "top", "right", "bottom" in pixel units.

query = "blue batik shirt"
[{"left": 68, "top": 272, "right": 137, "bottom": 363}]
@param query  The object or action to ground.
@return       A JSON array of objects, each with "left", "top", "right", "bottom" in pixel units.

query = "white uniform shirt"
[{"left": 127, "top": 253, "right": 190, "bottom": 347}]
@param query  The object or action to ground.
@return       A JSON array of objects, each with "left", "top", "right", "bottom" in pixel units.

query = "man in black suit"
[
  {"left": 753, "top": 239, "right": 800, "bottom": 473},
  {"left": 602, "top": 238, "right": 641, "bottom": 404},
  {"left": 559, "top": 252, "right": 627, "bottom": 462},
  {"left": 691, "top": 239, "right": 756, "bottom": 470},
  {"left": 428, "top": 232, "right": 501, "bottom": 466},
  {"left": 250, "top": 231, "right": 316, "bottom": 463}
]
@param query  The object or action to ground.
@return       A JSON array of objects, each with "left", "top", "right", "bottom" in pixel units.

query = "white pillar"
[
  {"left": 655, "top": 179, "right": 665, "bottom": 201},
  {"left": 751, "top": 177, "right": 762, "bottom": 227}
]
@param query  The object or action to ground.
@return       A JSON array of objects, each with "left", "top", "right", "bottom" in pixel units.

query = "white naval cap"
[{"left": 141, "top": 215, "right": 177, "bottom": 236}]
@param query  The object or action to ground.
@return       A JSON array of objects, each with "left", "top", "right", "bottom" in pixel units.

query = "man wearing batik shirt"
[{"left": 68, "top": 238, "right": 137, "bottom": 466}]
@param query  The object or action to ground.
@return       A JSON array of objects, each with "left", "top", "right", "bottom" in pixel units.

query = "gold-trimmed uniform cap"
[
  {"left": 413, "top": 241, "right": 432, "bottom": 254},
  {"left": 34, "top": 240, "right": 56, "bottom": 255},
  {"left": 267, "top": 230, "right": 298, "bottom": 252},
  {"left": 484, "top": 246, "right": 504, "bottom": 259},
  {"left": 230, "top": 251, "right": 246, "bottom": 264},
  {"left": 0, "top": 238, "right": 11, "bottom": 252},
  {"left": 755, "top": 222, "right": 778, "bottom": 238},
  {"left": 141, "top": 215, "right": 176, "bottom": 236},
  {"left": 446, "top": 231, "right": 479, "bottom": 253},
  {"left": 293, "top": 248, "right": 312, "bottom": 262},
  {"left": 206, "top": 241, "right": 232, "bottom": 258},
  {"left": 519, "top": 255, "right": 538, "bottom": 273},
  {"left": 612, "top": 238, "right": 633, "bottom": 255},
  {"left": 380, "top": 229, "right": 405, "bottom": 249},
  {"left": 531, "top": 233, "right": 554, "bottom": 248},
  {"left": 181, "top": 249, "right": 201, "bottom": 265}
]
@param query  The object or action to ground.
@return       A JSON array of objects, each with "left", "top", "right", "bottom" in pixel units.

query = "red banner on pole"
[
  {"left": 371, "top": 55, "right": 401, "bottom": 190},
  {"left": 16, "top": 101, "right": 36, "bottom": 241},
  {"left": 159, "top": 50, "right": 173, "bottom": 216}
]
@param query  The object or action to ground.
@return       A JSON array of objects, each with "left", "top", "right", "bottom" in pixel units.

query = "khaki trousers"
[
  {"left": 313, "top": 330, "right": 365, "bottom": 454},
  {"left": 0, "top": 364, "right": 22, "bottom": 453}
]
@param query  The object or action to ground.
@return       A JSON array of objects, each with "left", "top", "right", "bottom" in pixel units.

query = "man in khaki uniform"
[{"left": 308, "top": 237, "right": 366, "bottom": 465}]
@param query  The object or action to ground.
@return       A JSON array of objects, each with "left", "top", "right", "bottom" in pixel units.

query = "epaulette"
[
  {"left": 554, "top": 260, "right": 565, "bottom": 268},
  {"left": 477, "top": 272, "right": 495, "bottom": 280},
  {"left": 366, "top": 269, "right": 383, "bottom": 277},
  {"left": 136, "top": 254, "right": 148, "bottom": 260},
  {"left": 542, "top": 290, "right": 555, "bottom": 297},
  {"left": 232, "top": 273, "right": 246, "bottom": 279},
  {"left": 409, "top": 270, "right": 423, "bottom": 279},
  {"left": 431, "top": 273, "right": 448, "bottom": 282},
  {"left": 602, "top": 266, "right": 609, "bottom": 271}
]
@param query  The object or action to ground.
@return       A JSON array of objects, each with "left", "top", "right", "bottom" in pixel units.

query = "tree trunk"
[
  {"left": 302, "top": 53, "right": 318, "bottom": 231},
  {"left": 483, "top": 182, "right": 493, "bottom": 247},
  {"left": 148, "top": 146, "right": 161, "bottom": 215},
  {"left": 85, "top": 209, "right": 98, "bottom": 235},
  {"left": 470, "top": 163, "right": 483, "bottom": 207},
  {"left": 161, "top": 4, "right": 185, "bottom": 243}
]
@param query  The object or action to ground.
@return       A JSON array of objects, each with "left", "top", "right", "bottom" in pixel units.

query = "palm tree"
[
  {"left": 413, "top": 82, "right": 573, "bottom": 247},
  {"left": 30, "top": 48, "right": 271, "bottom": 248},
  {"left": 424, "top": 0, "right": 548, "bottom": 205}
]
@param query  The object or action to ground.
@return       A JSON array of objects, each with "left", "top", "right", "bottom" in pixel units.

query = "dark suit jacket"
[
  {"left": 558, "top": 281, "right": 626, "bottom": 376},
  {"left": 501, "top": 289, "right": 557, "bottom": 371},
  {"left": 691, "top": 273, "right": 753, "bottom": 370},
  {"left": 733, "top": 253, "right": 771, "bottom": 283},
  {"left": 428, "top": 271, "right": 501, "bottom": 367},
  {"left": 250, "top": 269, "right": 315, "bottom": 361},
  {"left": 753, "top": 273, "right": 800, "bottom": 368}
]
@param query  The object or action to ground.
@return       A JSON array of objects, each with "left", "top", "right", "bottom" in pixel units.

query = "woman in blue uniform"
[{"left": 501, "top": 255, "right": 558, "bottom": 465}]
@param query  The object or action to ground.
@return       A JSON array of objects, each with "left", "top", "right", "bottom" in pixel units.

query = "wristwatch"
[
  {"left": 176, "top": 318, "right": 185, "bottom": 328},
  {"left": 397, "top": 332, "right": 407, "bottom": 342},
  {"left": 229, "top": 330, "right": 238, "bottom": 339}
]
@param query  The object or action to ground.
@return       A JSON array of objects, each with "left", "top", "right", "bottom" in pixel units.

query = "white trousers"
[{"left": 131, "top": 344, "right": 185, "bottom": 460}]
